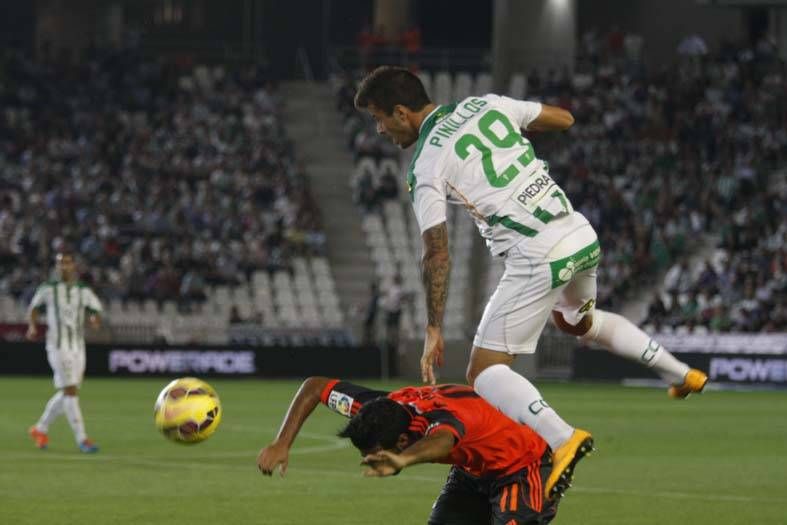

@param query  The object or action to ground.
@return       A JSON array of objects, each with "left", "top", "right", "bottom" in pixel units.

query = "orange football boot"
[
  {"left": 28, "top": 426, "right": 49, "bottom": 449},
  {"left": 544, "top": 429, "right": 594, "bottom": 500},
  {"left": 669, "top": 369, "right": 708, "bottom": 399}
]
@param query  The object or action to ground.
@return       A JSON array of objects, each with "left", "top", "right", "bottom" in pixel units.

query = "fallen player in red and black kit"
[{"left": 258, "top": 377, "right": 593, "bottom": 524}]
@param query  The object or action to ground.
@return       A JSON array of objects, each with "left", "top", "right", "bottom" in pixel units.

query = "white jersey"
[
  {"left": 28, "top": 280, "right": 103, "bottom": 354},
  {"left": 408, "top": 94, "right": 575, "bottom": 255}
]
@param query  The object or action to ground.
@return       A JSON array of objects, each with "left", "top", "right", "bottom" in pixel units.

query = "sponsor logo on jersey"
[
  {"left": 514, "top": 173, "right": 554, "bottom": 207},
  {"left": 549, "top": 241, "right": 601, "bottom": 289},
  {"left": 557, "top": 260, "right": 575, "bottom": 282},
  {"left": 328, "top": 391, "right": 354, "bottom": 416}
]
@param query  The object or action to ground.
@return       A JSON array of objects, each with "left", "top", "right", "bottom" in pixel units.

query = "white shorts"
[
  {"left": 474, "top": 213, "right": 600, "bottom": 354},
  {"left": 47, "top": 350, "right": 86, "bottom": 389}
]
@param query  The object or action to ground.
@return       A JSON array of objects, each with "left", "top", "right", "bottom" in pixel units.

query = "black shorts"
[{"left": 428, "top": 451, "right": 558, "bottom": 525}]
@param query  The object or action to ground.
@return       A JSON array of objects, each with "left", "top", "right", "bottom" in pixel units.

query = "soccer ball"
[{"left": 154, "top": 377, "right": 222, "bottom": 444}]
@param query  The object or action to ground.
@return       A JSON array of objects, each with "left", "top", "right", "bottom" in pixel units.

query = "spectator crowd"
[
  {"left": 534, "top": 33, "right": 785, "bottom": 320},
  {"left": 0, "top": 46, "right": 326, "bottom": 310}
]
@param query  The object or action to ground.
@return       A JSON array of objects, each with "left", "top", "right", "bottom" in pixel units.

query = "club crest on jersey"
[{"left": 328, "top": 391, "right": 354, "bottom": 416}]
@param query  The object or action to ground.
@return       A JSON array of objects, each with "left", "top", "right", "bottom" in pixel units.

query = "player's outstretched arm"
[
  {"left": 26, "top": 285, "right": 48, "bottom": 341},
  {"left": 257, "top": 376, "right": 332, "bottom": 477},
  {"left": 362, "top": 430, "right": 455, "bottom": 477},
  {"left": 526, "top": 104, "right": 574, "bottom": 132},
  {"left": 26, "top": 309, "right": 39, "bottom": 341},
  {"left": 420, "top": 222, "right": 450, "bottom": 385}
]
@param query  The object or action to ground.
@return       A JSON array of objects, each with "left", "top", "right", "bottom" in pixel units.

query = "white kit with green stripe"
[
  {"left": 28, "top": 280, "right": 103, "bottom": 354},
  {"left": 408, "top": 94, "right": 576, "bottom": 256}
]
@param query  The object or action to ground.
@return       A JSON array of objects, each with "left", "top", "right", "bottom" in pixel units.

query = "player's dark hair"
[
  {"left": 354, "top": 66, "right": 431, "bottom": 115},
  {"left": 337, "top": 398, "right": 410, "bottom": 452}
]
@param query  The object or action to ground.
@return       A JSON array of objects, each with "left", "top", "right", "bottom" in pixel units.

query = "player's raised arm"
[
  {"left": 492, "top": 94, "right": 574, "bottom": 132},
  {"left": 257, "top": 376, "right": 332, "bottom": 476},
  {"left": 526, "top": 104, "right": 574, "bottom": 132},
  {"left": 420, "top": 222, "right": 451, "bottom": 385},
  {"left": 27, "top": 308, "right": 40, "bottom": 341}
]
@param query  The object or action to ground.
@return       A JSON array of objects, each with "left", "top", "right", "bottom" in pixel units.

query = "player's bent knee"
[
  {"left": 552, "top": 311, "right": 593, "bottom": 337},
  {"left": 466, "top": 346, "right": 514, "bottom": 386},
  {"left": 465, "top": 364, "right": 477, "bottom": 386}
]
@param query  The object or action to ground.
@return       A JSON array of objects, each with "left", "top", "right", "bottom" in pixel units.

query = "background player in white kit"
[
  {"left": 354, "top": 66, "right": 708, "bottom": 499},
  {"left": 26, "top": 250, "right": 102, "bottom": 453}
]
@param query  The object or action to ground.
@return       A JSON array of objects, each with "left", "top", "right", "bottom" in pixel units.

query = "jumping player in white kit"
[
  {"left": 27, "top": 250, "right": 102, "bottom": 453},
  {"left": 354, "top": 66, "right": 708, "bottom": 500}
]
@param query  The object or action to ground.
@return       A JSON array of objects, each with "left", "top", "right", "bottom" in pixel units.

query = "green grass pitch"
[{"left": 1, "top": 377, "right": 785, "bottom": 524}]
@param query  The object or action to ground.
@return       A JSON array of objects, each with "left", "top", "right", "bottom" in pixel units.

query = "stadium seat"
[
  {"left": 417, "top": 71, "right": 432, "bottom": 99},
  {"left": 214, "top": 285, "right": 233, "bottom": 305},
  {"left": 142, "top": 300, "right": 158, "bottom": 316},
  {"left": 311, "top": 258, "right": 331, "bottom": 278},
  {"left": 508, "top": 73, "right": 527, "bottom": 99},
  {"left": 453, "top": 72, "right": 473, "bottom": 101},
  {"left": 474, "top": 72, "right": 493, "bottom": 95},
  {"left": 292, "top": 257, "right": 309, "bottom": 277},
  {"left": 433, "top": 71, "right": 452, "bottom": 103},
  {"left": 361, "top": 214, "right": 384, "bottom": 234},
  {"left": 162, "top": 301, "right": 178, "bottom": 317},
  {"left": 0, "top": 296, "right": 19, "bottom": 323},
  {"left": 379, "top": 158, "right": 400, "bottom": 179},
  {"left": 108, "top": 299, "right": 124, "bottom": 319}
]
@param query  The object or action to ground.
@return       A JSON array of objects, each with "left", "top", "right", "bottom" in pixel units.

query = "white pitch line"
[
  {"left": 284, "top": 470, "right": 787, "bottom": 505},
  {"left": 3, "top": 450, "right": 785, "bottom": 506},
  {"left": 569, "top": 486, "right": 785, "bottom": 504},
  {"left": 2, "top": 441, "right": 349, "bottom": 463}
]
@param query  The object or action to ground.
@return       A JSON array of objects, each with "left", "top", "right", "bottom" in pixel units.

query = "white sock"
[
  {"left": 62, "top": 395, "right": 88, "bottom": 444},
  {"left": 36, "top": 391, "right": 64, "bottom": 433},
  {"left": 474, "top": 364, "right": 574, "bottom": 450},
  {"left": 582, "top": 309, "right": 690, "bottom": 384}
]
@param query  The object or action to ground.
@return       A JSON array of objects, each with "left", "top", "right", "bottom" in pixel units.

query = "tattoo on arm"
[{"left": 420, "top": 223, "right": 451, "bottom": 328}]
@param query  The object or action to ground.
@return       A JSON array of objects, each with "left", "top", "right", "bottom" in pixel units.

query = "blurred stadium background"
[
  {"left": 0, "top": 0, "right": 785, "bottom": 523},
  {"left": 1, "top": 0, "right": 784, "bottom": 382}
]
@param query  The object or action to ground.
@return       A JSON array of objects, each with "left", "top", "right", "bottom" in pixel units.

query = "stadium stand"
[
  {"left": 489, "top": 41, "right": 783, "bottom": 317},
  {"left": 644, "top": 185, "right": 786, "bottom": 334},
  {"left": 0, "top": 47, "right": 342, "bottom": 341}
]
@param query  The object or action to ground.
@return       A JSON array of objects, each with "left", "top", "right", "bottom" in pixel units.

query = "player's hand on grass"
[
  {"left": 25, "top": 325, "right": 38, "bottom": 341},
  {"left": 257, "top": 441, "right": 289, "bottom": 477},
  {"left": 420, "top": 325, "right": 445, "bottom": 385},
  {"left": 361, "top": 450, "right": 406, "bottom": 477}
]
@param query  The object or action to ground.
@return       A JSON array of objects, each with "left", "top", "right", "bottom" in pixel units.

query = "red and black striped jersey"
[{"left": 319, "top": 380, "right": 547, "bottom": 478}]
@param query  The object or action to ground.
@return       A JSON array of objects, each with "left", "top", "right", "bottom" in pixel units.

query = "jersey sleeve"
[
  {"left": 28, "top": 284, "right": 50, "bottom": 313},
  {"left": 487, "top": 94, "right": 542, "bottom": 130},
  {"left": 83, "top": 288, "right": 103, "bottom": 314},
  {"left": 423, "top": 408, "right": 467, "bottom": 443},
  {"left": 319, "top": 380, "right": 390, "bottom": 418},
  {"left": 410, "top": 154, "right": 448, "bottom": 234}
]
